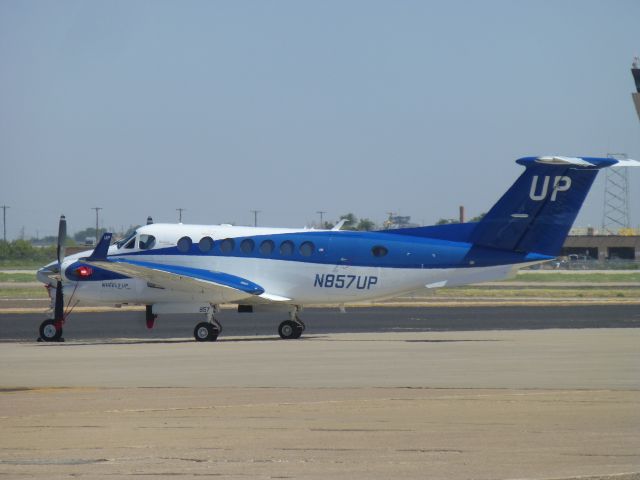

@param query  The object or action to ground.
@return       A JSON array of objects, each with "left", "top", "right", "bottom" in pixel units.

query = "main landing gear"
[
  {"left": 193, "top": 305, "right": 222, "bottom": 342},
  {"left": 278, "top": 308, "right": 305, "bottom": 340}
]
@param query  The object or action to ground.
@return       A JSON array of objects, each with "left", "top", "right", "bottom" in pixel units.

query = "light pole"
[
  {"left": 91, "top": 207, "right": 102, "bottom": 243},
  {"left": 1, "top": 205, "right": 8, "bottom": 242},
  {"left": 316, "top": 210, "right": 326, "bottom": 228},
  {"left": 176, "top": 208, "right": 185, "bottom": 223},
  {"left": 250, "top": 210, "right": 260, "bottom": 227}
]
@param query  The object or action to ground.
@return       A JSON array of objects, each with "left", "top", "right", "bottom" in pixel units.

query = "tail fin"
[{"left": 470, "top": 156, "right": 639, "bottom": 256}]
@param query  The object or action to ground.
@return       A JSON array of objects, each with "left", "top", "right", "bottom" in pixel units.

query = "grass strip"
[
  {"left": 0, "top": 287, "right": 48, "bottom": 299},
  {"left": 0, "top": 273, "right": 37, "bottom": 282},
  {"left": 429, "top": 287, "right": 639, "bottom": 298},
  {"left": 505, "top": 272, "right": 640, "bottom": 283}
]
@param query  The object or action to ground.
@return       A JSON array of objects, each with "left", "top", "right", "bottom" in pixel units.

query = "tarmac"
[{"left": 1, "top": 328, "right": 639, "bottom": 479}]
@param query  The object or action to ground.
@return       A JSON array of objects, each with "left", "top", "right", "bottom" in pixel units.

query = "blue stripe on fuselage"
[{"left": 109, "top": 230, "right": 553, "bottom": 269}]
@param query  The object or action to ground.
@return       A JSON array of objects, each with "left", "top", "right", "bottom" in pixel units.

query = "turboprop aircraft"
[{"left": 36, "top": 156, "right": 639, "bottom": 342}]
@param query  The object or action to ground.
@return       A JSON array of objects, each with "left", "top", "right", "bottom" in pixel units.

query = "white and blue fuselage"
[{"left": 42, "top": 222, "right": 545, "bottom": 308}]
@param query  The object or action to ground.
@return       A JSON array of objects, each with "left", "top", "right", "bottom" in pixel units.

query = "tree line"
[{"left": 0, "top": 240, "right": 56, "bottom": 263}]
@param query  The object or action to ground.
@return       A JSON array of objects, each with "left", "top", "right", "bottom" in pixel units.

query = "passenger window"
[
  {"left": 259, "top": 239, "right": 275, "bottom": 255},
  {"left": 220, "top": 238, "right": 235, "bottom": 254},
  {"left": 280, "top": 240, "right": 294, "bottom": 256},
  {"left": 240, "top": 239, "right": 255, "bottom": 254},
  {"left": 139, "top": 235, "right": 156, "bottom": 250},
  {"left": 299, "top": 241, "right": 315, "bottom": 257},
  {"left": 198, "top": 236, "right": 214, "bottom": 252},
  {"left": 177, "top": 236, "right": 192, "bottom": 253},
  {"left": 372, "top": 245, "right": 388, "bottom": 257}
]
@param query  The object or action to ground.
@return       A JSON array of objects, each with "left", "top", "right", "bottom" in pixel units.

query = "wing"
[{"left": 86, "top": 257, "right": 265, "bottom": 303}]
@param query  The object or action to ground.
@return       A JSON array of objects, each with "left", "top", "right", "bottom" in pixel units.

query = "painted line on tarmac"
[{"left": 2, "top": 299, "right": 639, "bottom": 314}]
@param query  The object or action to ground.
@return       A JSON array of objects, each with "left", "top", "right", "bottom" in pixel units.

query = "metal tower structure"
[
  {"left": 601, "top": 153, "right": 631, "bottom": 234},
  {"left": 600, "top": 58, "right": 640, "bottom": 235}
]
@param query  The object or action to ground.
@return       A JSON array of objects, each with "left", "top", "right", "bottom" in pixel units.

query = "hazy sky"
[{"left": 1, "top": 0, "right": 639, "bottom": 239}]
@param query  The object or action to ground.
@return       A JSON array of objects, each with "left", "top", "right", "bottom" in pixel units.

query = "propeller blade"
[
  {"left": 57, "top": 215, "right": 67, "bottom": 266},
  {"left": 55, "top": 216, "right": 66, "bottom": 323}
]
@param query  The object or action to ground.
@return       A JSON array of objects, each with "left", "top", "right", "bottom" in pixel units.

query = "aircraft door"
[{"left": 328, "top": 234, "right": 360, "bottom": 269}]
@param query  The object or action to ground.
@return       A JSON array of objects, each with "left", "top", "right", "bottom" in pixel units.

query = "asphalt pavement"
[{"left": 1, "top": 304, "right": 639, "bottom": 341}]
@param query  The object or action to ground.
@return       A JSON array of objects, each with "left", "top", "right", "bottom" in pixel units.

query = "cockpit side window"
[{"left": 139, "top": 234, "right": 156, "bottom": 250}]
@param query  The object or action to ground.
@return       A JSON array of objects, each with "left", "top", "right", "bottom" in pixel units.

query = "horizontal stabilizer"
[
  {"left": 520, "top": 156, "right": 640, "bottom": 168},
  {"left": 610, "top": 158, "right": 640, "bottom": 167}
]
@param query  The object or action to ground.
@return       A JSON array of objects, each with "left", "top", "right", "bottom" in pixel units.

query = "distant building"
[{"left": 561, "top": 233, "right": 640, "bottom": 260}]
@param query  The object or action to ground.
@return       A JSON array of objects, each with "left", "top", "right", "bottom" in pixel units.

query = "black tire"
[
  {"left": 194, "top": 322, "right": 219, "bottom": 342},
  {"left": 39, "top": 319, "right": 62, "bottom": 342},
  {"left": 279, "top": 320, "right": 303, "bottom": 340},
  {"left": 292, "top": 325, "right": 303, "bottom": 339}
]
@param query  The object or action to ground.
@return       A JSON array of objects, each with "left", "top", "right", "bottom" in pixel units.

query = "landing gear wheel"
[
  {"left": 194, "top": 322, "right": 219, "bottom": 342},
  {"left": 39, "top": 319, "right": 63, "bottom": 342},
  {"left": 279, "top": 320, "right": 303, "bottom": 340}
]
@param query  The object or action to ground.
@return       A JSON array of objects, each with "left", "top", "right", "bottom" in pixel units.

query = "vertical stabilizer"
[{"left": 469, "top": 156, "right": 637, "bottom": 256}]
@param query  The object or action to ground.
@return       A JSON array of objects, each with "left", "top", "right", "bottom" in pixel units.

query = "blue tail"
[
  {"left": 387, "top": 156, "right": 638, "bottom": 257},
  {"left": 470, "top": 156, "right": 616, "bottom": 256}
]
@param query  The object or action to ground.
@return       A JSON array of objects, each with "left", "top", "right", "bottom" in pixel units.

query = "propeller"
[{"left": 54, "top": 215, "right": 66, "bottom": 324}]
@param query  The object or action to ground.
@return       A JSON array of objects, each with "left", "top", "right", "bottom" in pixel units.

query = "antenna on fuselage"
[
  {"left": 331, "top": 219, "right": 347, "bottom": 231},
  {"left": 146, "top": 216, "right": 153, "bottom": 225}
]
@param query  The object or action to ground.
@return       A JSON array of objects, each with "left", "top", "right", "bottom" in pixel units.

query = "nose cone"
[{"left": 36, "top": 261, "right": 60, "bottom": 286}]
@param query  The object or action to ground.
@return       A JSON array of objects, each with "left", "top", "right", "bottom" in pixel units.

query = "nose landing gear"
[
  {"left": 38, "top": 318, "right": 64, "bottom": 342},
  {"left": 38, "top": 282, "right": 68, "bottom": 342}
]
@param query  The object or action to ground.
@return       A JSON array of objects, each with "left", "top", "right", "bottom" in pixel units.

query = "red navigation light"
[{"left": 76, "top": 265, "right": 93, "bottom": 278}]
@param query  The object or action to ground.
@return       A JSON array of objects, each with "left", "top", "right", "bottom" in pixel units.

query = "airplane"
[{"left": 36, "top": 155, "right": 639, "bottom": 342}]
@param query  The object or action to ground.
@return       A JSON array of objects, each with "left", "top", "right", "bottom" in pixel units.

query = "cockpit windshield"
[{"left": 116, "top": 231, "right": 137, "bottom": 249}]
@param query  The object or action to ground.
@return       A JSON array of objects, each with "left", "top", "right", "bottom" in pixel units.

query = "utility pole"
[
  {"left": 91, "top": 207, "right": 102, "bottom": 242},
  {"left": 316, "top": 210, "right": 326, "bottom": 228},
  {"left": 250, "top": 210, "right": 260, "bottom": 227},
  {"left": 176, "top": 208, "right": 185, "bottom": 223},
  {"left": 1, "top": 205, "right": 8, "bottom": 242}
]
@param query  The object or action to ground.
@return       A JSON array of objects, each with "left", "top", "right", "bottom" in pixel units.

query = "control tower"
[{"left": 633, "top": 56, "right": 640, "bottom": 122}]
